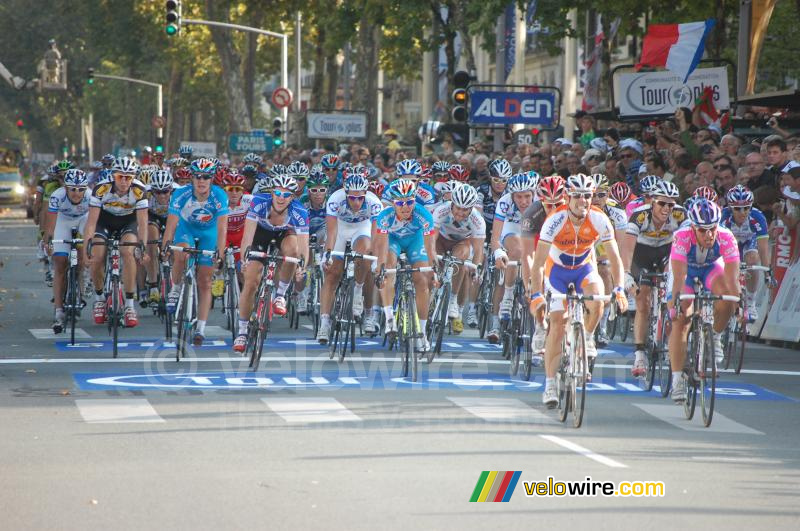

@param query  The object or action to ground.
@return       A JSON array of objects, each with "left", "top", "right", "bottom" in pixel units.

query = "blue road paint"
[{"left": 72, "top": 369, "right": 793, "bottom": 400}]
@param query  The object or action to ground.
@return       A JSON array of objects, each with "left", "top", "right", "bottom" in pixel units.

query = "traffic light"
[
  {"left": 451, "top": 70, "right": 470, "bottom": 123},
  {"left": 87, "top": 68, "right": 94, "bottom": 84},
  {"left": 272, "top": 117, "right": 283, "bottom": 147},
  {"left": 165, "top": 0, "right": 181, "bottom": 36},
  {"left": 15, "top": 119, "right": 23, "bottom": 129}
]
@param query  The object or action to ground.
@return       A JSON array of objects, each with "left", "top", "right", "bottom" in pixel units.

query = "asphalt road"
[{"left": 1, "top": 205, "right": 799, "bottom": 530}]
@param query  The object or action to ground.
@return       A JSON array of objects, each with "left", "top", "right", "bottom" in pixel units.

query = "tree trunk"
[
  {"left": 452, "top": 3, "right": 476, "bottom": 74},
  {"left": 353, "top": 7, "right": 380, "bottom": 145},
  {"left": 205, "top": 0, "right": 252, "bottom": 132},
  {"left": 166, "top": 61, "right": 184, "bottom": 153},
  {"left": 324, "top": 52, "right": 339, "bottom": 109}
]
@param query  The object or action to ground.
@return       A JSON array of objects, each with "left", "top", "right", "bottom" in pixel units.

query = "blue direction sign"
[
  {"left": 229, "top": 131, "right": 272, "bottom": 153},
  {"left": 469, "top": 90, "right": 556, "bottom": 127}
]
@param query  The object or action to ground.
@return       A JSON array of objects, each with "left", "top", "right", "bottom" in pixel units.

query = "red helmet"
[
  {"left": 222, "top": 169, "right": 245, "bottom": 187},
  {"left": 213, "top": 165, "right": 229, "bottom": 186},
  {"left": 448, "top": 164, "right": 470, "bottom": 182},
  {"left": 174, "top": 167, "right": 192, "bottom": 182},
  {"left": 537, "top": 175, "right": 565, "bottom": 202},
  {"left": 609, "top": 181, "right": 632, "bottom": 205},
  {"left": 419, "top": 165, "right": 433, "bottom": 182},
  {"left": 693, "top": 185, "right": 719, "bottom": 203},
  {"left": 368, "top": 181, "right": 384, "bottom": 198}
]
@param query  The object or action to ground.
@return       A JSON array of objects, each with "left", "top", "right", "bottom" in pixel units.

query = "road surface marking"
[
  {"left": 633, "top": 403, "right": 764, "bottom": 435},
  {"left": 261, "top": 397, "right": 361, "bottom": 423},
  {"left": 29, "top": 328, "right": 90, "bottom": 340},
  {"left": 447, "top": 397, "right": 554, "bottom": 423},
  {"left": 75, "top": 399, "right": 164, "bottom": 423},
  {"left": 691, "top": 456, "right": 781, "bottom": 464},
  {"left": 540, "top": 435, "right": 627, "bottom": 468}
]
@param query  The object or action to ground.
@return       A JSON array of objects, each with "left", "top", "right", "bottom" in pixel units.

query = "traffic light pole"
[
  {"left": 181, "top": 18, "right": 289, "bottom": 125},
  {"left": 91, "top": 73, "right": 163, "bottom": 144}
]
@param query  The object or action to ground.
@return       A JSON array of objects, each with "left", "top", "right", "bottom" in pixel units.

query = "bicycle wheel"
[
  {"left": 250, "top": 285, "right": 271, "bottom": 370},
  {"left": 431, "top": 284, "right": 450, "bottom": 362},
  {"left": 408, "top": 294, "right": 420, "bottom": 383},
  {"left": 329, "top": 283, "right": 344, "bottom": 360},
  {"left": 643, "top": 313, "right": 657, "bottom": 392},
  {"left": 557, "top": 353, "right": 570, "bottom": 423},
  {"left": 620, "top": 310, "right": 632, "bottom": 342},
  {"left": 607, "top": 302, "right": 618, "bottom": 340},
  {"left": 571, "top": 324, "right": 588, "bottom": 428},
  {"left": 656, "top": 305, "right": 672, "bottom": 397},
  {"left": 521, "top": 310, "right": 533, "bottom": 381},
  {"left": 225, "top": 268, "right": 238, "bottom": 342},
  {"left": 508, "top": 301, "right": 522, "bottom": 377},
  {"left": 111, "top": 278, "right": 120, "bottom": 359},
  {"left": 311, "top": 270, "right": 321, "bottom": 337},
  {"left": 66, "top": 266, "right": 77, "bottom": 345},
  {"left": 734, "top": 315, "right": 747, "bottom": 375},
  {"left": 684, "top": 327, "right": 699, "bottom": 420},
  {"left": 161, "top": 268, "right": 173, "bottom": 341},
  {"left": 175, "top": 279, "right": 190, "bottom": 362},
  {"left": 397, "top": 295, "right": 410, "bottom": 378},
  {"left": 699, "top": 323, "right": 717, "bottom": 427},
  {"left": 338, "top": 283, "right": 354, "bottom": 363}
]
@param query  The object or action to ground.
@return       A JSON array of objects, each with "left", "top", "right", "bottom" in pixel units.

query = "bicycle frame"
[
  {"left": 169, "top": 242, "right": 215, "bottom": 361},
  {"left": 52, "top": 229, "right": 84, "bottom": 345}
]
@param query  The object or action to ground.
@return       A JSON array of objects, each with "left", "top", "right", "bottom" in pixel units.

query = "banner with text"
[
  {"left": 468, "top": 90, "right": 557, "bottom": 127},
  {"left": 307, "top": 112, "right": 367, "bottom": 140}
]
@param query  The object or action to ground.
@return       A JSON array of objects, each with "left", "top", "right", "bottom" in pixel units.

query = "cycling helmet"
[
  {"left": 150, "top": 169, "right": 174, "bottom": 190},
  {"left": 368, "top": 181, "right": 384, "bottom": 197},
  {"left": 170, "top": 157, "right": 189, "bottom": 168},
  {"left": 367, "top": 164, "right": 381, "bottom": 181},
  {"left": 253, "top": 178, "right": 273, "bottom": 194},
  {"left": 725, "top": 184, "right": 754, "bottom": 206},
  {"left": 221, "top": 169, "right": 245, "bottom": 187},
  {"left": 447, "top": 164, "right": 470, "bottom": 182},
  {"left": 651, "top": 180, "right": 680, "bottom": 199},
  {"left": 339, "top": 162, "right": 353, "bottom": 174},
  {"left": 419, "top": 165, "right": 433, "bottom": 182},
  {"left": 241, "top": 164, "right": 258, "bottom": 177},
  {"left": 47, "top": 164, "right": 59, "bottom": 177},
  {"left": 507, "top": 172, "right": 536, "bottom": 194},
  {"left": 271, "top": 174, "right": 298, "bottom": 192},
  {"left": 55, "top": 159, "right": 75, "bottom": 173},
  {"left": 693, "top": 185, "right": 719, "bottom": 203},
  {"left": 431, "top": 160, "right": 451, "bottom": 175},
  {"left": 609, "top": 181, "right": 632, "bottom": 204},
  {"left": 390, "top": 178, "right": 416, "bottom": 199},
  {"left": 90, "top": 161, "right": 103, "bottom": 170},
  {"left": 213, "top": 165, "right": 229, "bottom": 186},
  {"left": 566, "top": 173, "right": 596, "bottom": 194},
  {"left": 174, "top": 167, "right": 192, "bottom": 183},
  {"left": 639, "top": 175, "right": 662, "bottom": 196},
  {"left": 111, "top": 156, "right": 139, "bottom": 175},
  {"left": 450, "top": 182, "right": 479, "bottom": 208},
  {"left": 286, "top": 161, "right": 309, "bottom": 178},
  {"left": 537, "top": 175, "right": 566, "bottom": 201},
  {"left": 344, "top": 164, "right": 369, "bottom": 180},
  {"left": 268, "top": 163, "right": 287, "bottom": 179},
  {"left": 178, "top": 145, "right": 193, "bottom": 158},
  {"left": 439, "top": 180, "right": 456, "bottom": 195},
  {"left": 96, "top": 169, "right": 113, "bottom": 185},
  {"left": 308, "top": 169, "right": 330, "bottom": 187},
  {"left": 344, "top": 174, "right": 369, "bottom": 192},
  {"left": 395, "top": 159, "right": 421, "bottom": 177},
  {"left": 189, "top": 157, "right": 217, "bottom": 176},
  {"left": 243, "top": 152, "right": 263, "bottom": 165},
  {"left": 320, "top": 153, "right": 340, "bottom": 169},
  {"left": 63, "top": 169, "right": 88, "bottom": 187},
  {"left": 526, "top": 170, "right": 541, "bottom": 191},
  {"left": 592, "top": 173, "right": 609, "bottom": 191},
  {"left": 489, "top": 159, "right": 513, "bottom": 180},
  {"left": 687, "top": 198, "right": 722, "bottom": 227},
  {"left": 101, "top": 154, "right": 115, "bottom": 166},
  {"left": 139, "top": 164, "right": 158, "bottom": 185}
]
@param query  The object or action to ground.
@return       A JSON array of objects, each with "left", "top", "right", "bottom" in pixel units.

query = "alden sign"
[
  {"left": 616, "top": 67, "right": 730, "bottom": 118},
  {"left": 469, "top": 90, "right": 556, "bottom": 127},
  {"left": 307, "top": 112, "right": 367, "bottom": 140}
]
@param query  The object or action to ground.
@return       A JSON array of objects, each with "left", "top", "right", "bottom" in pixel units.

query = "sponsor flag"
[
  {"left": 636, "top": 19, "right": 715, "bottom": 82},
  {"left": 693, "top": 85, "right": 730, "bottom": 131},
  {"left": 470, "top": 471, "right": 522, "bottom": 502}
]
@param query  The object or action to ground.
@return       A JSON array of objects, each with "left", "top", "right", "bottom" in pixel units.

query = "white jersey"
[
  {"left": 604, "top": 204, "right": 627, "bottom": 231},
  {"left": 227, "top": 194, "right": 254, "bottom": 234},
  {"left": 432, "top": 202, "right": 486, "bottom": 241},
  {"left": 326, "top": 189, "right": 382, "bottom": 225},
  {"left": 494, "top": 192, "right": 524, "bottom": 225},
  {"left": 48, "top": 187, "right": 91, "bottom": 220}
]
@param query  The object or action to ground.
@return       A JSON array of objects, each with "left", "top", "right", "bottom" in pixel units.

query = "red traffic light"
[
  {"left": 16, "top": 119, "right": 24, "bottom": 128},
  {"left": 531, "top": 128, "right": 540, "bottom": 135}
]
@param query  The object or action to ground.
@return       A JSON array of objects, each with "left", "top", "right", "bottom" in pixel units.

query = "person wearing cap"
[
  {"left": 618, "top": 138, "right": 644, "bottom": 192},
  {"left": 384, "top": 129, "right": 402, "bottom": 153}
]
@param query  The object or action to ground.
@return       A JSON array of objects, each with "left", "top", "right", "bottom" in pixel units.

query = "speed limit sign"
[
  {"left": 271, "top": 87, "right": 293, "bottom": 109},
  {"left": 513, "top": 130, "right": 534, "bottom": 145}
]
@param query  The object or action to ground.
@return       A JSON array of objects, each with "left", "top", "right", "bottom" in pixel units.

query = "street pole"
[
  {"left": 92, "top": 73, "right": 163, "bottom": 150},
  {"left": 736, "top": 0, "right": 752, "bottom": 106},
  {"left": 295, "top": 11, "right": 302, "bottom": 112},
  {"left": 494, "top": 12, "right": 505, "bottom": 153}
]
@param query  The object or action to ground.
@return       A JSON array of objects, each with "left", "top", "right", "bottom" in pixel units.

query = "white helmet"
[
  {"left": 112, "top": 156, "right": 140, "bottom": 176},
  {"left": 253, "top": 178, "right": 273, "bottom": 194},
  {"left": 150, "top": 169, "right": 174, "bottom": 191},
  {"left": 566, "top": 173, "right": 596, "bottom": 194},
  {"left": 271, "top": 174, "right": 298, "bottom": 192},
  {"left": 450, "top": 182, "right": 478, "bottom": 208}
]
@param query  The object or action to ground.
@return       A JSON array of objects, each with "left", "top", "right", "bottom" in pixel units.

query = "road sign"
[
  {"left": 512, "top": 130, "right": 535, "bottom": 145},
  {"left": 469, "top": 90, "right": 556, "bottom": 127},
  {"left": 228, "top": 132, "right": 272, "bottom": 153},
  {"left": 151, "top": 115, "right": 166, "bottom": 129},
  {"left": 271, "top": 87, "right": 293, "bottom": 109},
  {"left": 307, "top": 112, "right": 368, "bottom": 140}
]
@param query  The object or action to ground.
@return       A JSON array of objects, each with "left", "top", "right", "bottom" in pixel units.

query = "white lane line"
[
  {"left": 0, "top": 355, "right": 509, "bottom": 365},
  {"left": 261, "top": 397, "right": 361, "bottom": 423},
  {"left": 633, "top": 404, "right": 764, "bottom": 435},
  {"left": 691, "top": 456, "right": 782, "bottom": 464},
  {"left": 540, "top": 435, "right": 627, "bottom": 468},
  {"left": 595, "top": 363, "right": 800, "bottom": 376},
  {"left": 448, "top": 397, "right": 554, "bottom": 424},
  {"left": 75, "top": 399, "right": 165, "bottom": 423},
  {"left": 29, "top": 328, "right": 91, "bottom": 340}
]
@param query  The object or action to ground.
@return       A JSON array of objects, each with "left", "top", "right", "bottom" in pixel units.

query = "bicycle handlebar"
[
  {"left": 52, "top": 238, "right": 84, "bottom": 245},
  {"left": 740, "top": 265, "right": 770, "bottom": 272},
  {"left": 384, "top": 266, "right": 435, "bottom": 274},
  {"left": 330, "top": 250, "right": 378, "bottom": 261},
  {"left": 435, "top": 254, "right": 478, "bottom": 270},
  {"left": 549, "top": 293, "right": 611, "bottom": 302},
  {"left": 679, "top": 293, "right": 740, "bottom": 303},
  {"left": 246, "top": 250, "right": 302, "bottom": 265},
  {"left": 168, "top": 245, "right": 216, "bottom": 257}
]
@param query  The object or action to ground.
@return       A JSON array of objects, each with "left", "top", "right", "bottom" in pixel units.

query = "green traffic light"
[
  {"left": 166, "top": 24, "right": 178, "bottom": 36},
  {"left": 273, "top": 138, "right": 283, "bottom": 147},
  {"left": 87, "top": 78, "right": 94, "bottom": 84}
]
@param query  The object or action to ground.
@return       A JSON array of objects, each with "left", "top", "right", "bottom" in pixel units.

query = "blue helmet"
[
  {"left": 320, "top": 153, "right": 339, "bottom": 169},
  {"left": 179, "top": 145, "right": 194, "bottom": 158},
  {"left": 269, "top": 164, "right": 287, "bottom": 179},
  {"left": 389, "top": 178, "right": 416, "bottom": 199},
  {"left": 189, "top": 158, "right": 217, "bottom": 176},
  {"left": 725, "top": 184, "right": 754, "bottom": 206},
  {"left": 344, "top": 175, "right": 369, "bottom": 192},
  {"left": 507, "top": 172, "right": 537, "bottom": 193},
  {"left": 395, "top": 159, "right": 421, "bottom": 177},
  {"left": 63, "top": 169, "right": 88, "bottom": 187},
  {"left": 688, "top": 198, "right": 722, "bottom": 227}
]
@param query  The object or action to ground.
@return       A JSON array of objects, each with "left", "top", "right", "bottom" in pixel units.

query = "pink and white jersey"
[
  {"left": 227, "top": 194, "right": 254, "bottom": 235},
  {"left": 625, "top": 197, "right": 646, "bottom": 218},
  {"left": 670, "top": 226, "right": 739, "bottom": 268}
]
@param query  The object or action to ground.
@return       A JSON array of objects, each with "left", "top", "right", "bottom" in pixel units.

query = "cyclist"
[
  {"left": 431, "top": 160, "right": 451, "bottom": 200},
  {"left": 317, "top": 172, "right": 382, "bottom": 343},
  {"left": 219, "top": 168, "right": 253, "bottom": 264},
  {"left": 667, "top": 199, "right": 740, "bottom": 403},
  {"left": 487, "top": 172, "right": 536, "bottom": 343},
  {"left": 83, "top": 156, "right": 149, "bottom": 328},
  {"left": 431, "top": 182, "right": 486, "bottom": 333},
  {"left": 296, "top": 169, "right": 330, "bottom": 314},
  {"left": 626, "top": 175, "right": 661, "bottom": 217},
  {"left": 173, "top": 167, "right": 192, "bottom": 187},
  {"left": 396, "top": 159, "right": 436, "bottom": 211},
  {"left": 720, "top": 185, "right": 770, "bottom": 321},
  {"left": 373, "top": 179, "right": 436, "bottom": 350},
  {"left": 162, "top": 158, "right": 229, "bottom": 345},
  {"left": 44, "top": 169, "right": 92, "bottom": 333},
  {"left": 178, "top": 145, "right": 194, "bottom": 161},
  {"left": 287, "top": 161, "right": 310, "bottom": 199},
  {"left": 320, "top": 153, "right": 340, "bottom": 189},
  {"left": 609, "top": 181, "right": 635, "bottom": 210},
  {"left": 476, "top": 159, "right": 512, "bottom": 240},
  {"left": 101, "top": 154, "right": 115, "bottom": 169},
  {"left": 621, "top": 179, "right": 685, "bottom": 377},
  {"left": 591, "top": 173, "right": 627, "bottom": 346},
  {"left": 232, "top": 175, "right": 309, "bottom": 353},
  {"left": 144, "top": 169, "right": 176, "bottom": 304},
  {"left": 530, "top": 173, "right": 627, "bottom": 407}
]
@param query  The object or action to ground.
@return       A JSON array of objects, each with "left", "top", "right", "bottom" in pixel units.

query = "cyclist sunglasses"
[
  {"left": 393, "top": 199, "right": 415, "bottom": 207},
  {"left": 193, "top": 174, "right": 213, "bottom": 181},
  {"left": 694, "top": 225, "right": 718, "bottom": 235},
  {"left": 273, "top": 190, "right": 294, "bottom": 198},
  {"left": 114, "top": 173, "right": 134, "bottom": 181},
  {"left": 654, "top": 199, "right": 676, "bottom": 209},
  {"left": 295, "top": 176, "right": 307, "bottom": 181},
  {"left": 568, "top": 192, "right": 593, "bottom": 200},
  {"left": 66, "top": 186, "right": 87, "bottom": 193},
  {"left": 732, "top": 206, "right": 751, "bottom": 212},
  {"left": 152, "top": 189, "right": 171, "bottom": 195},
  {"left": 224, "top": 186, "right": 244, "bottom": 193},
  {"left": 308, "top": 187, "right": 327, "bottom": 193},
  {"left": 347, "top": 194, "right": 366, "bottom": 201},
  {"left": 543, "top": 201, "right": 564, "bottom": 208},
  {"left": 594, "top": 192, "right": 608, "bottom": 198}
]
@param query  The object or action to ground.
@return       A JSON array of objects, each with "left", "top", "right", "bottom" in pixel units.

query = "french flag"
[{"left": 636, "top": 19, "right": 715, "bottom": 83}]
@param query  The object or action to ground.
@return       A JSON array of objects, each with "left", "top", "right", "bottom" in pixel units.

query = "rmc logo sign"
[{"left": 469, "top": 90, "right": 556, "bottom": 127}]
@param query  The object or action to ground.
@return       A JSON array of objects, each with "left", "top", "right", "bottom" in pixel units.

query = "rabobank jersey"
[
  {"left": 247, "top": 194, "right": 309, "bottom": 235},
  {"left": 494, "top": 192, "right": 524, "bottom": 225},
  {"left": 326, "top": 189, "right": 382, "bottom": 224},
  {"left": 720, "top": 207, "right": 768, "bottom": 246},
  {"left": 375, "top": 203, "right": 434, "bottom": 239},
  {"left": 168, "top": 184, "right": 229, "bottom": 231},
  {"left": 539, "top": 205, "right": 614, "bottom": 268},
  {"left": 48, "top": 187, "right": 91, "bottom": 220},
  {"left": 302, "top": 196, "right": 327, "bottom": 234}
]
